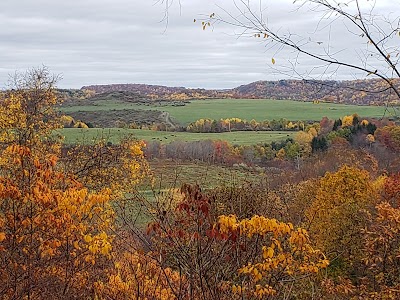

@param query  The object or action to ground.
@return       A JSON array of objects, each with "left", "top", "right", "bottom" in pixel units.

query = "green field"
[
  {"left": 57, "top": 128, "right": 295, "bottom": 145},
  {"left": 151, "top": 99, "right": 386, "bottom": 125},
  {"left": 61, "top": 98, "right": 387, "bottom": 126}
]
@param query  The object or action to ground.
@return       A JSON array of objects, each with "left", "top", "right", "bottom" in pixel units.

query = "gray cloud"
[{"left": 0, "top": 0, "right": 399, "bottom": 89}]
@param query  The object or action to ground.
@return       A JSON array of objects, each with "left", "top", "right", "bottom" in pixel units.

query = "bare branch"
[{"left": 199, "top": 0, "right": 400, "bottom": 115}]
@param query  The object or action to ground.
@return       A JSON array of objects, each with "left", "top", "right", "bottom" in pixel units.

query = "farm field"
[
  {"left": 61, "top": 98, "right": 387, "bottom": 125},
  {"left": 141, "top": 159, "right": 264, "bottom": 191},
  {"left": 57, "top": 128, "right": 295, "bottom": 145}
]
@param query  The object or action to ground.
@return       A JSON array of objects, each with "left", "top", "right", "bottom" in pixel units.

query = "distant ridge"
[
  {"left": 80, "top": 79, "right": 400, "bottom": 105},
  {"left": 81, "top": 83, "right": 232, "bottom": 101}
]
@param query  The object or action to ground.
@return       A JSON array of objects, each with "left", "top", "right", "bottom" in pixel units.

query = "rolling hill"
[{"left": 75, "top": 78, "right": 400, "bottom": 106}]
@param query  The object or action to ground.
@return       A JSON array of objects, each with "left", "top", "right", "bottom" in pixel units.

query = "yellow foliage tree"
[
  {"left": 307, "top": 126, "right": 318, "bottom": 137},
  {"left": 295, "top": 131, "right": 313, "bottom": 156},
  {"left": 73, "top": 120, "right": 89, "bottom": 128},
  {"left": 60, "top": 115, "right": 75, "bottom": 128},
  {"left": 218, "top": 215, "right": 329, "bottom": 299},
  {"left": 305, "top": 165, "right": 379, "bottom": 277},
  {"left": 276, "top": 148, "right": 286, "bottom": 160},
  {"left": 361, "top": 119, "right": 369, "bottom": 126},
  {"left": 341, "top": 115, "right": 354, "bottom": 127},
  {"left": 0, "top": 69, "right": 60, "bottom": 153},
  {"left": 95, "top": 251, "right": 185, "bottom": 300}
]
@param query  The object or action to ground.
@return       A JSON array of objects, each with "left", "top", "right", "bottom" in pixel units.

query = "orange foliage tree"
[
  {"left": 0, "top": 68, "right": 146, "bottom": 299},
  {"left": 355, "top": 173, "right": 400, "bottom": 298},
  {"left": 0, "top": 144, "right": 114, "bottom": 299},
  {"left": 375, "top": 125, "right": 400, "bottom": 153}
]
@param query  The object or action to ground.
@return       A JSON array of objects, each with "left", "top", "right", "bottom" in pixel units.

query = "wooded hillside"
[{"left": 76, "top": 78, "right": 400, "bottom": 105}]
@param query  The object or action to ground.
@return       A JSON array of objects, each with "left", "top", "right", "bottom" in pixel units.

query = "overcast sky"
[{"left": 0, "top": 0, "right": 398, "bottom": 89}]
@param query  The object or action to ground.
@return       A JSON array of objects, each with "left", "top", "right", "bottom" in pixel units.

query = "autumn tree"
[
  {"left": 295, "top": 131, "right": 313, "bottom": 156},
  {"left": 218, "top": 214, "right": 329, "bottom": 299},
  {"left": 361, "top": 200, "right": 400, "bottom": 298},
  {"left": 144, "top": 184, "right": 328, "bottom": 299},
  {"left": 60, "top": 138, "right": 147, "bottom": 195},
  {"left": 146, "top": 184, "right": 237, "bottom": 299},
  {"left": 95, "top": 250, "right": 186, "bottom": 300},
  {"left": 0, "top": 146, "right": 114, "bottom": 299},
  {"left": 374, "top": 125, "right": 400, "bottom": 153},
  {"left": 305, "top": 165, "right": 380, "bottom": 278},
  {"left": 0, "top": 68, "right": 146, "bottom": 299},
  {"left": 319, "top": 173, "right": 400, "bottom": 298}
]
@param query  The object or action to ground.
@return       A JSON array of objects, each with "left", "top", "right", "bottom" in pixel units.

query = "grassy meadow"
[
  {"left": 150, "top": 99, "right": 386, "bottom": 125},
  {"left": 142, "top": 160, "right": 265, "bottom": 191},
  {"left": 61, "top": 98, "right": 386, "bottom": 126},
  {"left": 58, "top": 128, "right": 295, "bottom": 145}
]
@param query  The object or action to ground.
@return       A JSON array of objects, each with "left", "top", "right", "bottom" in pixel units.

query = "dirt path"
[{"left": 160, "top": 111, "right": 176, "bottom": 128}]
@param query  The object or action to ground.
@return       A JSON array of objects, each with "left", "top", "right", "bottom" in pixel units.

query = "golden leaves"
[
  {"left": 73, "top": 241, "right": 81, "bottom": 250},
  {"left": 305, "top": 165, "right": 378, "bottom": 277},
  {"left": 129, "top": 143, "right": 144, "bottom": 156},
  {"left": 218, "top": 214, "right": 238, "bottom": 234},
  {"left": 217, "top": 213, "right": 328, "bottom": 297},
  {"left": 342, "top": 115, "right": 354, "bottom": 127},
  {"left": 85, "top": 231, "right": 112, "bottom": 256},
  {"left": 95, "top": 251, "right": 181, "bottom": 300},
  {"left": 262, "top": 246, "right": 274, "bottom": 259}
]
